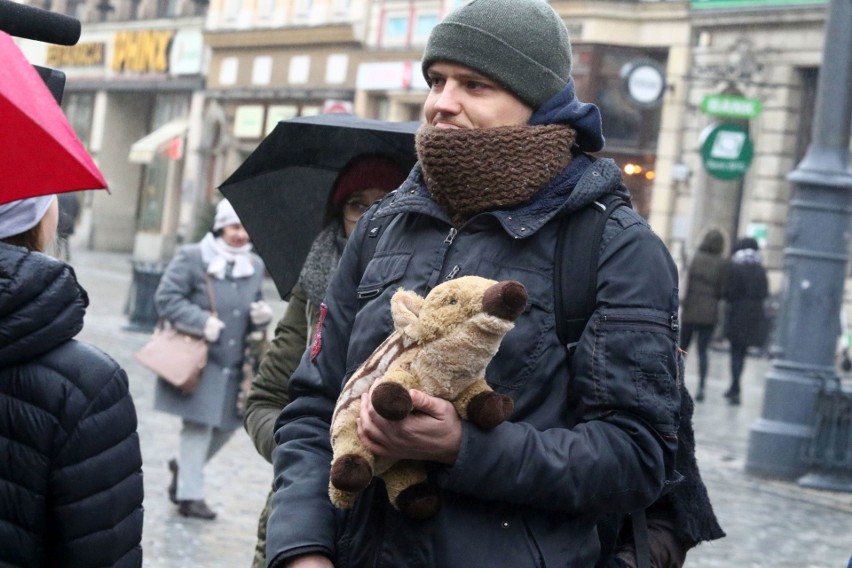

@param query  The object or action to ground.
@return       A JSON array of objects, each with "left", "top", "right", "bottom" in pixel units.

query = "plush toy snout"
[{"left": 482, "top": 280, "right": 527, "bottom": 321}]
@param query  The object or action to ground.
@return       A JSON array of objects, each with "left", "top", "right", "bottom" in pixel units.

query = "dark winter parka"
[
  {"left": 724, "top": 239, "right": 769, "bottom": 348},
  {"left": 266, "top": 146, "right": 682, "bottom": 566},
  {"left": 681, "top": 230, "right": 728, "bottom": 326},
  {"left": 0, "top": 242, "right": 144, "bottom": 568}
]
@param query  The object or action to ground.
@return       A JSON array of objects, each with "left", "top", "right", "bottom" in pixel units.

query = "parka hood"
[
  {"left": 529, "top": 77, "right": 605, "bottom": 153},
  {"left": 0, "top": 242, "right": 88, "bottom": 366}
]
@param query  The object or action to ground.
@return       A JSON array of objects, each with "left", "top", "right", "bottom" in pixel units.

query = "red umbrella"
[{"left": 0, "top": 31, "right": 107, "bottom": 206}]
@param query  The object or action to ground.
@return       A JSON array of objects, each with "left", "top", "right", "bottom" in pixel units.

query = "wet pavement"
[{"left": 66, "top": 246, "right": 852, "bottom": 568}]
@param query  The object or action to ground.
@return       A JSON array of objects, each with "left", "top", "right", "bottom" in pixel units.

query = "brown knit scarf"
[{"left": 416, "top": 124, "right": 576, "bottom": 225}]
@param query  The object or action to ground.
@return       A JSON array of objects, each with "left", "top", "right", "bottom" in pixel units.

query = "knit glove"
[
  {"left": 250, "top": 301, "right": 273, "bottom": 326},
  {"left": 204, "top": 316, "right": 226, "bottom": 342}
]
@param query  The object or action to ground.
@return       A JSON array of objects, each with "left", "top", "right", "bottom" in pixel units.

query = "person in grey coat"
[
  {"left": 154, "top": 198, "right": 273, "bottom": 519},
  {"left": 679, "top": 229, "right": 728, "bottom": 401}
]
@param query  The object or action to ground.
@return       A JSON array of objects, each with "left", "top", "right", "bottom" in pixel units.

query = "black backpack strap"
[
  {"left": 554, "top": 191, "right": 629, "bottom": 348},
  {"left": 631, "top": 509, "right": 651, "bottom": 568},
  {"left": 555, "top": 190, "right": 651, "bottom": 568},
  {"left": 357, "top": 193, "right": 396, "bottom": 279}
]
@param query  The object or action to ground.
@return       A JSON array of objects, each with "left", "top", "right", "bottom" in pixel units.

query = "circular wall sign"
[
  {"left": 621, "top": 61, "right": 666, "bottom": 108},
  {"left": 700, "top": 122, "right": 754, "bottom": 180}
]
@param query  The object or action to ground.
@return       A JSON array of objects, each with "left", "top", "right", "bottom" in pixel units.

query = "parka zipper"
[{"left": 598, "top": 311, "right": 680, "bottom": 333}]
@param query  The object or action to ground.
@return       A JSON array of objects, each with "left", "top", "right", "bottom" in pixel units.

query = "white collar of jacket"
[{"left": 199, "top": 233, "right": 255, "bottom": 279}]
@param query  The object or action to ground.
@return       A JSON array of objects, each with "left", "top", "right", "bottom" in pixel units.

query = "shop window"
[
  {"left": 152, "top": 93, "right": 189, "bottom": 130},
  {"left": 156, "top": 0, "right": 179, "bottom": 18},
  {"left": 137, "top": 160, "right": 169, "bottom": 232},
  {"left": 234, "top": 105, "right": 265, "bottom": 139},
  {"left": 266, "top": 105, "right": 298, "bottom": 135},
  {"left": 300, "top": 105, "right": 322, "bottom": 117},
  {"left": 371, "top": 96, "right": 390, "bottom": 121},
  {"left": 62, "top": 93, "right": 95, "bottom": 149}
]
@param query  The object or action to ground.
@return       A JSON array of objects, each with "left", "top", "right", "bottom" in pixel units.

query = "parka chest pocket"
[
  {"left": 356, "top": 252, "right": 412, "bottom": 302},
  {"left": 475, "top": 260, "right": 553, "bottom": 392}
]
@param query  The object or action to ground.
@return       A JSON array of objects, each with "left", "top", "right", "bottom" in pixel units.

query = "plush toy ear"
[{"left": 391, "top": 290, "right": 424, "bottom": 341}]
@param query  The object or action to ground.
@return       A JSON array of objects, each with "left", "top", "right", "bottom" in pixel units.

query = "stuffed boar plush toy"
[{"left": 328, "top": 275, "right": 527, "bottom": 520}]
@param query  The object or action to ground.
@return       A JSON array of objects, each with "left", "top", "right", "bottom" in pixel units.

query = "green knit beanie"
[{"left": 421, "top": 0, "right": 572, "bottom": 109}]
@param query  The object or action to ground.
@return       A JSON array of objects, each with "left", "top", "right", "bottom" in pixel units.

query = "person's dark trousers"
[
  {"left": 727, "top": 342, "right": 748, "bottom": 405},
  {"left": 679, "top": 323, "right": 715, "bottom": 400}
]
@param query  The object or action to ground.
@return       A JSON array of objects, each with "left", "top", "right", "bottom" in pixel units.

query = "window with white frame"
[
  {"left": 325, "top": 54, "right": 348, "bottom": 84},
  {"left": 414, "top": 14, "right": 438, "bottom": 41},
  {"left": 384, "top": 15, "right": 409, "bottom": 44},
  {"left": 218, "top": 57, "right": 238, "bottom": 85},
  {"left": 252, "top": 56, "right": 273, "bottom": 85},
  {"left": 294, "top": 0, "right": 312, "bottom": 15},
  {"left": 256, "top": 0, "right": 275, "bottom": 21},
  {"left": 223, "top": 0, "right": 241, "bottom": 20},
  {"left": 288, "top": 55, "right": 310, "bottom": 84}
]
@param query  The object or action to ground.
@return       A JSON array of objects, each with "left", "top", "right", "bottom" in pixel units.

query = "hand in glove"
[
  {"left": 204, "top": 316, "right": 226, "bottom": 342},
  {"left": 250, "top": 301, "right": 274, "bottom": 326}
]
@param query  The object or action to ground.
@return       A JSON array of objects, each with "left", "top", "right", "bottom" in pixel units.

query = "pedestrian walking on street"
[
  {"left": 680, "top": 228, "right": 728, "bottom": 402},
  {"left": 56, "top": 191, "right": 80, "bottom": 260},
  {"left": 243, "top": 155, "right": 407, "bottom": 568},
  {"left": 723, "top": 237, "right": 769, "bottom": 406},
  {"left": 0, "top": 195, "right": 144, "bottom": 567},
  {"left": 154, "top": 198, "right": 273, "bottom": 520},
  {"left": 265, "top": 1, "right": 684, "bottom": 566}
]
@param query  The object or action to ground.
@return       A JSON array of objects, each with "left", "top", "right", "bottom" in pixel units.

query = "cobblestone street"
[{"left": 68, "top": 247, "right": 852, "bottom": 567}]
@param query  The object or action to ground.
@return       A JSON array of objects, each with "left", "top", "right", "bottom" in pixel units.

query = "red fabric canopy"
[{"left": 0, "top": 31, "right": 107, "bottom": 206}]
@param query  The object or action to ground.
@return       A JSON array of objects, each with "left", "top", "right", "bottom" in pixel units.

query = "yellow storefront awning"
[{"left": 128, "top": 118, "right": 189, "bottom": 164}]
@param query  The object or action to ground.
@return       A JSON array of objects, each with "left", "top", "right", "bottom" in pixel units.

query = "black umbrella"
[{"left": 219, "top": 114, "right": 420, "bottom": 299}]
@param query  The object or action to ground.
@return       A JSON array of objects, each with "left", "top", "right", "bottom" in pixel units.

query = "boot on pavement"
[
  {"left": 178, "top": 499, "right": 217, "bottom": 520},
  {"left": 167, "top": 459, "right": 178, "bottom": 504}
]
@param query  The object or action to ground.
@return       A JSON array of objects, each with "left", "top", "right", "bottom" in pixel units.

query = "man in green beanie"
[{"left": 266, "top": 1, "right": 694, "bottom": 567}]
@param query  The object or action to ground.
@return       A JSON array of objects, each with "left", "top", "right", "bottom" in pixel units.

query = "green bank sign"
[
  {"left": 692, "top": 0, "right": 826, "bottom": 7},
  {"left": 701, "top": 123, "right": 754, "bottom": 180},
  {"left": 701, "top": 95, "right": 762, "bottom": 119}
]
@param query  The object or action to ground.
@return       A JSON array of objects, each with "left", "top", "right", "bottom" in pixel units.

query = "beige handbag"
[{"left": 134, "top": 274, "right": 216, "bottom": 395}]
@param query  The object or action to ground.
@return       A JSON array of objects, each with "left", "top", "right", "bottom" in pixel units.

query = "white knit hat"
[
  {"left": 0, "top": 195, "right": 55, "bottom": 241},
  {"left": 213, "top": 198, "right": 241, "bottom": 231}
]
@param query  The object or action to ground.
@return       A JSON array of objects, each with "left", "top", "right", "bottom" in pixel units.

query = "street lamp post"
[{"left": 745, "top": 0, "right": 852, "bottom": 480}]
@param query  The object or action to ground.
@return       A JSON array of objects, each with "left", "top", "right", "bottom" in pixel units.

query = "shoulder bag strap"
[{"left": 204, "top": 272, "right": 217, "bottom": 317}]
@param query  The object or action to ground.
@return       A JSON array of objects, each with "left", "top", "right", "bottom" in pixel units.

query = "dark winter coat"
[
  {"left": 153, "top": 244, "right": 265, "bottom": 430},
  {"left": 681, "top": 232, "right": 728, "bottom": 326},
  {"left": 245, "top": 285, "right": 318, "bottom": 462},
  {"left": 724, "top": 247, "right": 769, "bottom": 348},
  {"left": 266, "top": 155, "right": 682, "bottom": 568},
  {"left": 0, "top": 242, "right": 143, "bottom": 568}
]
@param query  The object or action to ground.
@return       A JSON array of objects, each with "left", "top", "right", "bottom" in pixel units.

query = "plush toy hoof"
[
  {"left": 468, "top": 391, "right": 514, "bottom": 430},
  {"left": 372, "top": 382, "right": 413, "bottom": 421},
  {"left": 330, "top": 455, "right": 373, "bottom": 492},
  {"left": 397, "top": 483, "right": 441, "bottom": 520}
]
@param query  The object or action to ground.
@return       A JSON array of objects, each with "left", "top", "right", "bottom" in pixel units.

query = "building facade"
[{"left": 15, "top": 0, "right": 846, "bottom": 307}]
